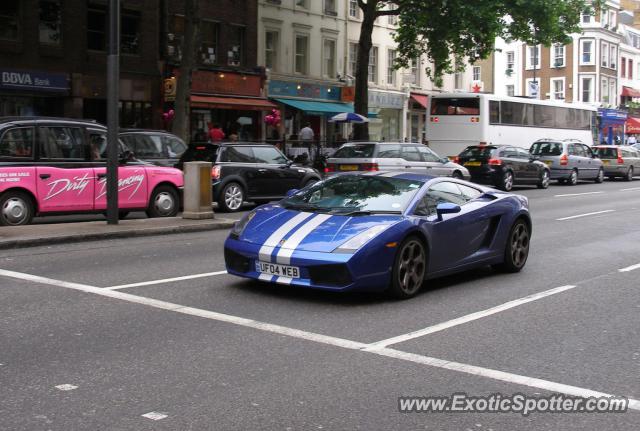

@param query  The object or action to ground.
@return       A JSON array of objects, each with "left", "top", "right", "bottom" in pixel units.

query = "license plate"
[
  {"left": 256, "top": 261, "right": 301, "bottom": 278},
  {"left": 544, "top": 160, "right": 553, "bottom": 166},
  {"left": 464, "top": 161, "right": 481, "bottom": 167},
  {"left": 339, "top": 164, "right": 359, "bottom": 171},
  {"left": 602, "top": 160, "right": 610, "bottom": 165}
]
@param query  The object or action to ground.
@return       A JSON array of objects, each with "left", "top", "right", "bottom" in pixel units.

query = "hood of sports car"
[{"left": 240, "top": 205, "right": 402, "bottom": 253}]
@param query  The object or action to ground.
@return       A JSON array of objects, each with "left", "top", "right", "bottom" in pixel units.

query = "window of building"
[
  {"left": 296, "top": 0, "right": 308, "bottom": 8},
  {"left": 551, "top": 78, "right": 565, "bottom": 100},
  {"left": 601, "top": 77, "right": 609, "bottom": 103},
  {"left": 581, "top": 76, "right": 593, "bottom": 103},
  {"left": 506, "top": 85, "right": 515, "bottom": 97},
  {"left": 552, "top": 44, "right": 565, "bottom": 67},
  {"left": 368, "top": 46, "right": 378, "bottom": 83},
  {"left": 601, "top": 9, "right": 609, "bottom": 27},
  {"left": 228, "top": 25, "right": 245, "bottom": 66},
  {"left": 39, "top": 0, "right": 61, "bottom": 45},
  {"left": 387, "top": 5, "right": 398, "bottom": 25},
  {"left": 526, "top": 45, "right": 540, "bottom": 69},
  {"left": 622, "top": 57, "right": 626, "bottom": 78},
  {"left": 323, "top": 39, "right": 336, "bottom": 78},
  {"left": 87, "top": 4, "right": 106, "bottom": 51},
  {"left": 295, "top": 34, "right": 309, "bottom": 74},
  {"left": 265, "top": 30, "right": 279, "bottom": 71},
  {"left": 0, "top": 3, "right": 19, "bottom": 41},
  {"left": 349, "top": 0, "right": 359, "bottom": 18},
  {"left": 610, "top": 45, "right": 617, "bottom": 69},
  {"left": 610, "top": 79, "right": 617, "bottom": 105},
  {"left": 609, "top": 10, "right": 616, "bottom": 28},
  {"left": 472, "top": 66, "right": 481, "bottom": 81},
  {"left": 410, "top": 58, "right": 420, "bottom": 85},
  {"left": 200, "top": 21, "right": 218, "bottom": 66},
  {"left": 324, "top": 0, "right": 337, "bottom": 15},
  {"left": 581, "top": 39, "right": 594, "bottom": 65},
  {"left": 581, "top": 10, "right": 592, "bottom": 24},
  {"left": 601, "top": 41, "right": 610, "bottom": 67},
  {"left": 349, "top": 42, "right": 358, "bottom": 75},
  {"left": 506, "top": 51, "right": 515, "bottom": 70},
  {"left": 387, "top": 49, "right": 396, "bottom": 85},
  {"left": 630, "top": 61, "right": 634, "bottom": 80},
  {"left": 121, "top": 9, "right": 140, "bottom": 54}
]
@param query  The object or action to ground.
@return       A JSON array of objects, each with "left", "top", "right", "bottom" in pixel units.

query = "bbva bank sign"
[{"left": 0, "top": 69, "right": 69, "bottom": 92}]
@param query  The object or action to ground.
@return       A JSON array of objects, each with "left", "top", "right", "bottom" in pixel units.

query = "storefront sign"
[
  {"left": 164, "top": 77, "right": 176, "bottom": 102},
  {"left": 341, "top": 86, "right": 355, "bottom": 102},
  {"left": 598, "top": 108, "right": 627, "bottom": 123},
  {"left": 268, "top": 80, "right": 341, "bottom": 101},
  {"left": 368, "top": 90, "right": 405, "bottom": 109},
  {"left": 0, "top": 69, "right": 69, "bottom": 92},
  {"left": 186, "top": 70, "right": 263, "bottom": 97}
]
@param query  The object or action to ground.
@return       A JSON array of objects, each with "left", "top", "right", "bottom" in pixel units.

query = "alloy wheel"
[
  {"left": 225, "top": 184, "right": 244, "bottom": 211},
  {"left": 510, "top": 223, "right": 530, "bottom": 269},
  {"left": 503, "top": 171, "right": 514, "bottom": 191},
  {"left": 396, "top": 239, "right": 426, "bottom": 296}
]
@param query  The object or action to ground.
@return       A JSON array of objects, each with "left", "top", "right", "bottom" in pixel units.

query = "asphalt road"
[{"left": 1, "top": 179, "right": 640, "bottom": 430}]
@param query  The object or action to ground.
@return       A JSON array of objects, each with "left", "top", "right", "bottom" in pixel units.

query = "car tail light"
[
  {"left": 431, "top": 116, "right": 439, "bottom": 123},
  {"left": 618, "top": 153, "right": 624, "bottom": 164},
  {"left": 360, "top": 163, "right": 379, "bottom": 171},
  {"left": 560, "top": 154, "right": 569, "bottom": 166},
  {"left": 211, "top": 165, "right": 220, "bottom": 180},
  {"left": 196, "top": 146, "right": 206, "bottom": 150},
  {"left": 488, "top": 158, "right": 502, "bottom": 166},
  {"left": 452, "top": 156, "right": 460, "bottom": 164},
  {"left": 325, "top": 163, "right": 336, "bottom": 173}
]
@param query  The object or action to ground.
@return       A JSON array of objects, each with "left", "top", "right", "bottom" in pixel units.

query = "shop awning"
[
  {"left": 621, "top": 86, "right": 640, "bottom": 98},
  {"left": 272, "top": 97, "right": 357, "bottom": 116},
  {"left": 410, "top": 93, "right": 428, "bottom": 109},
  {"left": 626, "top": 116, "right": 640, "bottom": 134},
  {"left": 190, "top": 95, "right": 277, "bottom": 111}
]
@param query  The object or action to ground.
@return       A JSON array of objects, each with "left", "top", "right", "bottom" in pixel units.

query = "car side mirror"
[
  {"left": 436, "top": 202, "right": 461, "bottom": 221},
  {"left": 286, "top": 188, "right": 299, "bottom": 197}
]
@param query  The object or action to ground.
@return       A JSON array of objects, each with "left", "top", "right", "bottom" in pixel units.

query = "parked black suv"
[
  {"left": 119, "top": 129, "right": 187, "bottom": 167},
  {"left": 176, "top": 143, "right": 322, "bottom": 212}
]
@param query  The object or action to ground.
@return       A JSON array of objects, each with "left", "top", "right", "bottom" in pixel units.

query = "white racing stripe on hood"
[
  {"left": 258, "top": 212, "right": 314, "bottom": 262},
  {"left": 275, "top": 214, "right": 333, "bottom": 265}
]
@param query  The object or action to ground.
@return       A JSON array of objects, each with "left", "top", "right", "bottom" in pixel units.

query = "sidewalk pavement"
[{"left": 0, "top": 216, "right": 236, "bottom": 250}]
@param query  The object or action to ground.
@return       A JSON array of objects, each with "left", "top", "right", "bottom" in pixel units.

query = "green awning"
[{"left": 272, "top": 97, "right": 376, "bottom": 117}]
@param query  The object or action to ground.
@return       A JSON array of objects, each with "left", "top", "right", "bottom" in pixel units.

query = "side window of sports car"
[{"left": 415, "top": 181, "right": 467, "bottom": 217}]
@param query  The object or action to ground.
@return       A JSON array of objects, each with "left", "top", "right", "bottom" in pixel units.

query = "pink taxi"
[{"left": 0, "top": 117, "right": 184, "bottom": 226}]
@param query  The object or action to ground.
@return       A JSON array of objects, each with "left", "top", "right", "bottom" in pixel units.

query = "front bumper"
[{"left": 223, "top": 237, "right": 394, "bottom": 292}]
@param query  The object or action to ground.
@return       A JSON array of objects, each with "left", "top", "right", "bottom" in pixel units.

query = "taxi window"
[
  {"left": 40, "top": 126, "right": 85, "bottom": 160},
  {"left": 0, "top": 127, "right": 34, "bottom": 158}
]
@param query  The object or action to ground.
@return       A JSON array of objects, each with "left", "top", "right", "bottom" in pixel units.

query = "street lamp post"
[{"left": 106, "top": 0, "right": 120, "bottom": 225}]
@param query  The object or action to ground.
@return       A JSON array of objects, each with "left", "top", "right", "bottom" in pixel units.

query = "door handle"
[
  {"left": 97, "top": 173, "right": 107, "bottom": 179},
  {"left": 405, "top": 166, "right": 411, "bottom": 169},
  {"left": 39, "top": 174, "right": 51, "bottom": 179},
  {"left": 258, "top": 169, "right": 267, "bottom": 173}
]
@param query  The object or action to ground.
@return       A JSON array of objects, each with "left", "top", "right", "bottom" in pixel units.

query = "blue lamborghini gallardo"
[{"left": 224, "top": 172, "right": 531, "bottom": 299}]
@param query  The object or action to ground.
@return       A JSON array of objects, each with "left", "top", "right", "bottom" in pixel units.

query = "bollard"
[{"left": 182, "top": 161, "right": 214, "bottom": 219}]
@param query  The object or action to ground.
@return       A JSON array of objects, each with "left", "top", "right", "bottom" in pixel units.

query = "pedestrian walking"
[{"left": 299, "top": 122, "right": 315, "bottom": 158}]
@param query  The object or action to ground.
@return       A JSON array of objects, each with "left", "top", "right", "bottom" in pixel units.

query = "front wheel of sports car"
[
  {"left": 493, "top": 220, "right": 530, "bottom": 273},
  {"left": 389, "top": 236, "right": 427, "bottom": 299}
]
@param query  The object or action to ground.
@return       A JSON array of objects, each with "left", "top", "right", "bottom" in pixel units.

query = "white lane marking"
[
  {"left": 620, "top": 187, "right": 640, "bottom": 191},
  {"left": 55, "top": 384, "right": 78, "bottom": 391},
  {"left": 105, "top": 271, "right": 228, "bottom": 290},
  {"left": 141, "top": 412, "right": 168, "bottom": 421},
  {"left": 367, "top": 285, "right": 577, "bottom": 349},
  {"left": 258, "top": 212, "right": 314, "bottom": 262},
  {"left": 276, "top": 214, "right": 332, "bottom": 265},
  {"left": 619, "top": 263, "right": 640, "bottom": 273},
  {"left": 2, "top": 268, "right": 639, "bottom": 412},
  {"left": 554, "top": 191, "right": 604, "bottom": 198},
  {"left": 556, "top": 210, "right": 615, "bottom": 221}
]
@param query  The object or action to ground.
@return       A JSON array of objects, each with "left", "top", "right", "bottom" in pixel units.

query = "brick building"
[{"left": 0, "top": 0, "right": 162, "bottom": 128}]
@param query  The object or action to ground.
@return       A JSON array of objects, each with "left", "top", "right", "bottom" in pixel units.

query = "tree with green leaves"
[{"left": 352, "top": 0, "right": 599, "bottom": 140}]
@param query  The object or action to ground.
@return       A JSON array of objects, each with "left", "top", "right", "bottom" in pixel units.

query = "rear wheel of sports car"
[
  {"left": 0, "top": 191, "right": 34, "bottom": 226},
  {"left": 219, "top": 182, "right": 244, "bottom": 212},
  {"left": 537, "top": 170, "right": 550, "bottom": 189},
  {"left": 499, "top": 170, "right": 514, "bottom": 192},
  {"left": 389, "top": 236, "right": 426, "bottom": 299},
  {"left": 146, "top": 185, "right": 179, "bottom": 218},
  {"left": 493, "top": 220, "right": 530, "bottom": 273}
]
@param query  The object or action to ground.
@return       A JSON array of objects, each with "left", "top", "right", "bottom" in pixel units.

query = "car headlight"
[
  {"left": 333, "top": 224, "right": 391, "bottom": 253},
  {"left": 230, "top": 211, "right": 256, "bottom": 238}
]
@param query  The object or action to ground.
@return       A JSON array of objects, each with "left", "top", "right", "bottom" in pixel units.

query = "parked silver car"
[
  {"left": 529, "top": 139, "right": 604, "bottom": 185},
  {"left": 593, "top": 145, "right": 640, "bottom": 181},
  {"left": 325, "top": 142, "right": 470, "bottom": 179}
]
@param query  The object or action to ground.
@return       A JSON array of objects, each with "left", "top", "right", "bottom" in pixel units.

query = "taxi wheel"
[
  {"left": 0, "top": 191, "right": 34, "bottom": 226},
  {"left": 146, "top": 185, "right": 179, "bottom": 218},
  {"left": 493, "top": 219, "right": 530, "bottom": 273},
  {"left": 389, "top": 236, "right": 427, "bottom": 299},
  {"left": 626, "top": 166, "right": 634, "bottom": 181}
]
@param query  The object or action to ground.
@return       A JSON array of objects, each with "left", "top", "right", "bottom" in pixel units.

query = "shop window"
[
  {"left": 121, "top": 10, "right": 141, "bottom": 55},
  {"left": 39, "top": 0, "right": 61, "bottom": 46},
  {"left": 39, "top": 127, "right": 85, "bottom": 160},
  {"left": 200, "top": 20, "right": 218, "bottom": 66},
  {"left": 0, "top": 3, "right": 19, "bottom": 41},
  {"left": 0, "top": 127, "right": 34, "bottom": 158},
  {"left": 228, "top": 25, "right": 245, "bottom": 66}
]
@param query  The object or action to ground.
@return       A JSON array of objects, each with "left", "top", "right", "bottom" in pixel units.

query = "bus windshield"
[{"left": 431, "top": 98, "right": 480, "bottom": 116}]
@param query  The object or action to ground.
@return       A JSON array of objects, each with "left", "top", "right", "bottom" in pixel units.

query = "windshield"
[
  {"left": 530, "top": 141, "right": 563, "bottom": 156},
  {"left": 593, "top": 147, "right": 618, "bottom": 159},
  {"left": 281, "top": 175, "right": 423, "bottom": 214},
  {"left": 332, "top": 144, "right": 376, "bottom": 158}
]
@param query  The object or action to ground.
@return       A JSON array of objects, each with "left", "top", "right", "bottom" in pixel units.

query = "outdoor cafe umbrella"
[{"left": 329, "top": 112, "right": 370, "bottom": 123}]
